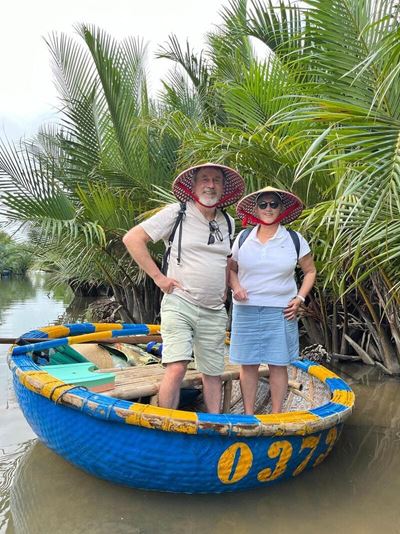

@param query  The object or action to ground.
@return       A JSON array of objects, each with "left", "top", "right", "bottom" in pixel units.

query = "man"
[{"left": 123, "top": 163, "right": 245, "bottom": 413}]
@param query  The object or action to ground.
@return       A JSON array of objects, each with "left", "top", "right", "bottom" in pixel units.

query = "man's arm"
[
  {"left": 228, "top": 259, "right": 248, "bottom": 301},
  {"left": 123, "top": 225, "right": 182, "bottom": 294}
]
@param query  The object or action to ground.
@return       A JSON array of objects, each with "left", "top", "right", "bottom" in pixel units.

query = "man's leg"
[
  {"left": 202, "top": 374, "right": 222, "bottom": 414},
  {"left": 159, "top": 294, "right": 194, "bottom": 409},
  {"left": 158, "top": 361, "right": 188, "bottom": 409},
  {"left": 268, "top": 364, "right": 288, "bottom": 413},
  {"left": 239, "top": 364, "right": 260, "bottom": 415},
  {"left": 194, "top": 306, "right": 227, "bottom": 414}
]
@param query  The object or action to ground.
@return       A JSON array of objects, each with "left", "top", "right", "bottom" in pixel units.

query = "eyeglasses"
[
  {"left": 257, "top": 201, "right": 280, "bottom": 210},
  {"left": 208, "top": 220, "right": 223, "bottom": 245}
]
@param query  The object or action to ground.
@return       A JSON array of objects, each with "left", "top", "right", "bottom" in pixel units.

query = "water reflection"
[
  {"left": 2, "top": 275, "right": 400, "bottom": 533},
  {"left": 0, "top": 272, "right": 74, "bottom": 337},
  {"left": 0, "top": 272, "right": 91, "bottom": 534},
  {"left": 6, "top": 368, "right": 400, "bottom": 534},
  {"left": 0, "top": 442, "right": 33, "bottom": 534}
]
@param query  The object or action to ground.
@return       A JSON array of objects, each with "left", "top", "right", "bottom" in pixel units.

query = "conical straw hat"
[
  {"left": 172, "top": 162, "right": 246, "bottom": 208},
  {"left": 236, "top": 186, "right": 303, "bottom": 226}
]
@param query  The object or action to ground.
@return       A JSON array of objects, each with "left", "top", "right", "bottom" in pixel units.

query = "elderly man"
[{"left": 123, "top": 163, "right": 245, "bottom": 413}]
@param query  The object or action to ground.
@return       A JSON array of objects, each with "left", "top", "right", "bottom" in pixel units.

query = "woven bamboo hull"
[
  {"left": 9, "top": 322, "right": 355, "bottom": 493},
  {"left": 12, "top": 374, "right": 345, "bottom": 493}
]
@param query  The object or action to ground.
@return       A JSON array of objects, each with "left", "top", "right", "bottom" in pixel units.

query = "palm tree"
[
  {"left": 0, "top": 25, "right": 180, "bottom": 322},
  {"left": 1, "top": 1, "right": 398, "bottom": 372},
  {"left": 159, "top": 0, "right": 400, "bottom": 371}
]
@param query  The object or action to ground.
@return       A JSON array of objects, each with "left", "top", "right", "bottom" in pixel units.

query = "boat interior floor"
[{"left": 99, "top": 362, "right": 331, "bottom": 415}]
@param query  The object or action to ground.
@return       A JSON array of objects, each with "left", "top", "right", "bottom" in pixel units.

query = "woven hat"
[
  {"left": 172, "top": 163, "right": 246, "bottom": 208},
  {"left": 236, "top": 186, "right": 304, "bottom": 226}
]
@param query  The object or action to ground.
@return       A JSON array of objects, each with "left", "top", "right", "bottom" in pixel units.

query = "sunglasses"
[
  {"left": 208, "top": 220, "right": 223, "bottom": 245},
  {"left": 257, "top": 201, "right": 280, "bottom": 210}
]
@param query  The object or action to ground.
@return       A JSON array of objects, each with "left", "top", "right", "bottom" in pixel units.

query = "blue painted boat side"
[{"left": 13, "top": 373, "right": 342, "bottom": 493}]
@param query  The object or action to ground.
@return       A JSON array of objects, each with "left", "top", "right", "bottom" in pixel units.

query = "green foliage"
[
  {"left": 0, "top": 231, "right": 33, "bottom": 274},
  {"left": 0, "top": 1, "right": 399, "bottom": 365},
  {"left": 158, "top": 0, "right": 400, "bottom": 369}
]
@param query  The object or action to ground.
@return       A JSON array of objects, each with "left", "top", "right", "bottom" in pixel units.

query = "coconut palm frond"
[
  {"left": 246, "top": 0, "right": 305, "bottom": 60},
  {"left": 0, "top": 140, "right": 76, "bottom": 221},
  {"left": 157, "top": 34, "right": 210, "bottom": 91},
  {"left": 303, "top": 0, "right": 394, "bottom": 109}
]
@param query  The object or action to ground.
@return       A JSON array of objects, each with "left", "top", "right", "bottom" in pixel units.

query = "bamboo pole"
[{"left": 0, "top": 334, "right": 162, "bottom": 345}]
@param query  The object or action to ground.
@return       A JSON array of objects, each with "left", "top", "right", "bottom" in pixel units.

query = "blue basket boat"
[{"left": 8, "top": 322, "right": 355, "bottom": 494}]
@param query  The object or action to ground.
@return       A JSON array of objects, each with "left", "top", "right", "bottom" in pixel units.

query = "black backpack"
[
  {"left": 238, "top": 227, "right": 300, "bottom": 259},
  {"left": 161, "top": 202, "right": 233, "bottom": 275}
]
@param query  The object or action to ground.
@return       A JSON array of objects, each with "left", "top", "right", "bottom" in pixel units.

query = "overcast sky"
[{"left": 0, "top": 0, "right": 227, "bottom": 141}]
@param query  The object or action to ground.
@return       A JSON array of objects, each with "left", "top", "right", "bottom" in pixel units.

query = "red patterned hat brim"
[
  {"left": 172, "top": 163, "right": 246, "bottom": 208},
  {"left": 236, "top": 187, "right": 303, "bottom": 226}
]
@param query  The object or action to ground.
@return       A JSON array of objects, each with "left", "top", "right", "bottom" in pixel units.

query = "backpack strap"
[
  {"left": 238, "top": 228, "right": 252, "bottom": 249},
  {"left": 221, "top": 209, "right": 233, "bottom": 247},
  {"left": 161, "top": 204, "right": 234, "bottom": 275},
  {"left": 161, "top": 202, "right": 186, "bottom": 275},
  {"left": 238, "top": 227, "right": 300, "bottom": 260},
  {"left": 287, "top": 229, "right": 300, "bottom": 260}
]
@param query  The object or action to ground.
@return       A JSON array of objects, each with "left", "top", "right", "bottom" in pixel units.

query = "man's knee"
[
  {"left": 164, "top": 361, "right": 188, "bottom": 381},
  {"left": 202, "top": 373, "right": 222, "bottom": 385}
]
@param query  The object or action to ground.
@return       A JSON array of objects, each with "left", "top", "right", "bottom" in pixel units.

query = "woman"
[{"left": 229, "top": 186, "right": 316, "bottom": 414}]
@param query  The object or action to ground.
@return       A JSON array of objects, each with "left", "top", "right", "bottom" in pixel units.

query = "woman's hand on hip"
[{"left": 284, "top": 298, "right": 301, "bottom": 320}]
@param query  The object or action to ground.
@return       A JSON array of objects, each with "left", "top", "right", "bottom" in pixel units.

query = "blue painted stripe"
[
  {"left": 11, "top": 356, "right": 40, "bottom": 371},
  {"left": 226, "top": 414, "right": 259, "bottom": 425},
  {"left": 111, "top": 326, "right": 150, "bottom": 336},
  {"left": 293, "top": 360, "right": 314, "bottom": 372},
  {"left": 21, "top": 330, "right": 49, "bottom": 339},
  {"left": 104, "top": 398, "right": 133, "bottom": 422},
  {"left": 310, "top": 403, "right": 349, "bottom": 417},
  {"left": 75, "top": 393, "right": 134, "bottom": 423},
  {"left": 197, "top": 413, "right": 232, "bottom": 435},
  {"left": 325, "top": 378, "right": 352, "bottom": 391},
  {"left": 12, "top": 325, "right": 150, "bottom": 356},
  {"left": 12, "top": 337, "right": 69, "bottom": 356},
  {"left": 64, "top": 323, "right": 95, "bottom": 335}
]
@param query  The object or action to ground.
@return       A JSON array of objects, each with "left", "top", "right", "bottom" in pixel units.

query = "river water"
[{"left": 1, "top": 273, "right": 400, "bottom": 534}]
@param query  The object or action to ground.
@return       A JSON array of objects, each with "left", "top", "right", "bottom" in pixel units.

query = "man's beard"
[{"left": 198, "top": 192, "right": 221, "bottom": 206}]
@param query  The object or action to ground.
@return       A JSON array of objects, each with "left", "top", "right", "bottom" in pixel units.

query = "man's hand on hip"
[{"left": 153, "top": 273, "right": 183, "bottom": 294}]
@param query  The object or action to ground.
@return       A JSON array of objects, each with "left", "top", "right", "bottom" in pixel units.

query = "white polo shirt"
[
  {"left": 231, "top": 225, "right": 311, "bottom": 307},
  {"left": 140, "top": 201, "right": 234, "bottom": 310}
]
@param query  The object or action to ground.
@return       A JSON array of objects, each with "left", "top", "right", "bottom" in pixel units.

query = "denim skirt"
[{"left": 229, "top": 304, "right": 299, "bottom": 366}]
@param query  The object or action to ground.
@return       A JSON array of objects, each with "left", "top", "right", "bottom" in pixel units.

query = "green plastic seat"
[{"left": 46, "top": 362, "right": 115, "bottom": 392}]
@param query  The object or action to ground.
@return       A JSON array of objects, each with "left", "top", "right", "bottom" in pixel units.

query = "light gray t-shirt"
[{"left": 140, "top": 202, "right": 234, "bottom": 310}]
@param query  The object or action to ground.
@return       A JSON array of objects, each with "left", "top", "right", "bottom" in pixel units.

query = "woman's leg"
[
  {"left": 268, "top": 365, "right": 288, "bottom": 413},
  {"left": 240, "top": 364, "right": 260, "bottom": 415}
]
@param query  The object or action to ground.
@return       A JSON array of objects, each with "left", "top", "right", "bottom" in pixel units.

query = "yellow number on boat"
[
  {"left": 257, "top": 440, "right": 293, "bottom": 482},
  {"left": 217, "top": 442, "right": 253, "bottom": 484},
  {"left": 292, "top": 435, "right": 321, "bottom": 477},
  {"left": 313, "top": 427, "right": 338, "bottom": 467}
]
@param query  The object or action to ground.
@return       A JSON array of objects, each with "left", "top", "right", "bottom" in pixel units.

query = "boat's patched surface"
[{"left": 9, "top": 322, "right": 355, "bottom": 493}]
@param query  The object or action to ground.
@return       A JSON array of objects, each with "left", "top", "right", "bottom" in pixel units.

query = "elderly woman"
[{"left": 229, "top": 187, "right": 316, "bottom": 414}]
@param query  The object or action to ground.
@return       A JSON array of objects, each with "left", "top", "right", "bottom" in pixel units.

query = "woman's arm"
[
  {"left": 297, "top": 253, "right": 317, "bottom": 300},
  {"left": 284, "top": 253, "right": 317, "bottom": 320}
]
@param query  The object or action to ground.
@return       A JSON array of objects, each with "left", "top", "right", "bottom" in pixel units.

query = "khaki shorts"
[{"left": 160, "top": 294, "right": 227, "bottom": 376}]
